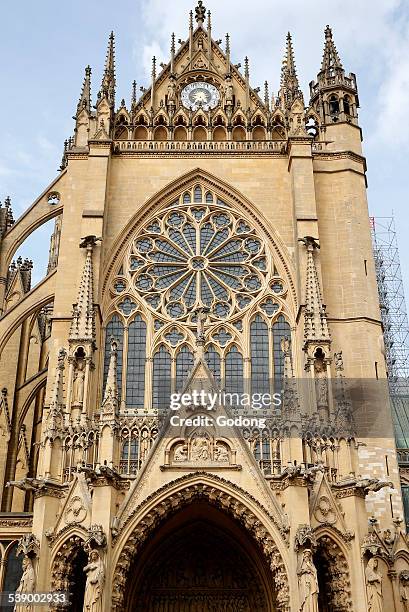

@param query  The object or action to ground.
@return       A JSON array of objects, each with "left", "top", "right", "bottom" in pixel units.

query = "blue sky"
[{"left": 1, "top": 0, "right": 408, "bottom": 310}]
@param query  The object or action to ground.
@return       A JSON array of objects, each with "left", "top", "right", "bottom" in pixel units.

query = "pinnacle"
[{"left": 320, "top": 24, "right": 343, "bottom": 73}]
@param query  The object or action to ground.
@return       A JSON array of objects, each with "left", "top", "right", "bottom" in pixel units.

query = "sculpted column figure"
[
  {"left": 366, "top": 558, "right": 383, "bottom": 612},
  {"left": 400, "top": 571, "right": 409, "bottom": 610},
  {"left": 14, "top": 557, "right": 36, "bottom": 612},
  {"left": 84, "top": 550, "right": 105, "bottom": 612},
  {"left": 297, "top": 549, "right": 319, "bottom": 612}
]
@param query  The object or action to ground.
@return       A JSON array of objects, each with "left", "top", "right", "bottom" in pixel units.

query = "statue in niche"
[
  {"left": 194, "top": 307, "right": 210, "bottom": 343},
  {"left": 167, "top": 77, "right": 176, "bottom": 105},
  {"left": 140, "top": 430, "right": 150, "bottom": 462},
  {"left": 14, "top": 557, "right": 36, "bottom": 612},
  {"left": 224, "top": 76, "right": 234, "bottom": 106},
  {"left": 314, "top": 354, "right": 328, "bottom": 407},
  {"left": 72, "top": 354, "right": 85, "bottom": 405},
  {"left": 190, "top": 435, "right": 210, "bottom": 461},
  {"left": 84, "top": 550, "right": 105, "bottom": 612},
  {"left": 365, "top": 558, "right": 383, "bottom": 612},
  {"left": 297, "top": 549, "right": 319, "bottom": 612}
]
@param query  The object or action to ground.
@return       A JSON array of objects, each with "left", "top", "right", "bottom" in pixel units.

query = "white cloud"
[{"left": 136, "top": 0, "right": 409, "bottom": 147}]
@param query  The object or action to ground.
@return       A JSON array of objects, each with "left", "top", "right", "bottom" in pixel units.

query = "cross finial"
[{"left": 195, "top": 1, "right": 206, "bottom": 25}]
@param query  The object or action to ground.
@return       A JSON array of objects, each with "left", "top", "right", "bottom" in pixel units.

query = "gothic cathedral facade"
[{"left": 0, "top": 2, "right": 409, "bottom": 610}]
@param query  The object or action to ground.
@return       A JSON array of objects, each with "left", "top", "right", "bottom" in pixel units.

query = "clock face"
[{"left": 181, "top": 82, "right": 220, "bottom": 111}]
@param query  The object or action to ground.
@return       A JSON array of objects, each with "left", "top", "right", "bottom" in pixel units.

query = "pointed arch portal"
[{"left": 123, "top": 501, "right": 276, "bottom": 611}]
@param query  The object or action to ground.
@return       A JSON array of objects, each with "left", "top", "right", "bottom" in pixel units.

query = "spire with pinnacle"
[
  {"left": 278, "top": 32, "right": 304, "bottom": 111},
  {"left": 69, "top": 236, "right": 99, "bottom": 344},
  {"left": 321, "top": 26, "right": 343, "bottom": 75},
  {"left": 77, "top": 66, "right": 92, "bottom": 115},
  {"left": 100, "top": 31, "right": 116, "bottom": 107},
  {"left": 45, "top": 348, "right": 66, "bottom": 434},
  {"left": 299, "top": 237, "right": 330, "bottom": 349},
  {"left": 309, "top": 25, "right": 358, "bottom": 124}
]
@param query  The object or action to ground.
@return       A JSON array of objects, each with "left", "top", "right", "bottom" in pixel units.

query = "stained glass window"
[
  {"left": 152, "top": 346, "right": 171, "bottom": 410},
  {"left": 225, "top": 346, "right": 244, "bottom": 405},
  {"left": 250, "top": 315, "right": 270, "bottom": 396},
  {"left": 126, "top": 315, "right": 146, "bottom": 407},
  {"left": 205, "top": 344, "right": 221, "bottom": 383},
  {"left": 103, "top": 315, "right": 124, "bottom": 398},
  {"left": 3, "top": 543, "right": 23, "bottom": 593},
  {"left": 273, "top": 315, "right": 291, "bottom": 392},
  {"left": 121, "top": 199, "right": 267, "bottom": 322},
  {"left": 176, "top": 346, "right": 195, "bottom": 390}
]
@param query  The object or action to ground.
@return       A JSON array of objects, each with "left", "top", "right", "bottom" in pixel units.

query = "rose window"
[{"left": 114, "top": 190, "right": 270, "bottom": 322}]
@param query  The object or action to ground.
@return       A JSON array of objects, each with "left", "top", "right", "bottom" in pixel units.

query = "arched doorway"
[{"left": 124, "top": 501, "right": 277, "bottom": 611}]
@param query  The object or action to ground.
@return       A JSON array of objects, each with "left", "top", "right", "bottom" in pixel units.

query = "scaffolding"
[{"left": 370, "top": 216, "right": 409, "bottom": 450}]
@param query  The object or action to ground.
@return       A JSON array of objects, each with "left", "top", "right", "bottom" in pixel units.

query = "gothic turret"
[{"left": 309, "top": 25, "right": 359, "bottom": 127}]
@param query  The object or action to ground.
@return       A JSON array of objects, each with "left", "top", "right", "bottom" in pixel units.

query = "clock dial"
[{"left": 181, "top": 82, "right": 220, "bottom": 111}]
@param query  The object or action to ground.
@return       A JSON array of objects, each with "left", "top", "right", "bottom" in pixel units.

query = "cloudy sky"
[{"left": 1, "top": 0, "right": 409, "bottom": 312}]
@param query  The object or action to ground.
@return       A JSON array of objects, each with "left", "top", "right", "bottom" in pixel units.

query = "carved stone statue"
[
  {"left": 72, "top": 358, "right": 85, "bottom": 405},
  {"left": 314, "top": 358, "right": 328, "bottom": 407},
  {"left": 190, "top": 435, "right": 210, "bottom": 461},
  {"left": 400, "top": 570, "right": 409, "bottom": 610},
  {"left": 365, "top": 558, "right": 383, "bottom": 612},
  {"left": 14, "top": 557, "right": 36, "bottom": 612},
  {"left": 194, "top": 307, "right": 210, "bottom": 342},
  {"left": 297, "top": 549, "right": 319, "bottom": 612},
  {"left": 167, "top": 77, "right": 176, "bottom": 105},
  {"left": 214, "top": 443, "right": 229, "bottom": 462},
  {"left": 84, "top": 550, "right": 105, "bottom": 612},
  {"left": 224, "top": 76, "right": 234, "bottom": 106},
  {"left": 174, "top": 444, "right": 188, "bottom": 462}
]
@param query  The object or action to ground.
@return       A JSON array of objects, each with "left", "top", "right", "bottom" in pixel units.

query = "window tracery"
[{"left": 104, "top": 185, "right": 294, "bottom": 412}]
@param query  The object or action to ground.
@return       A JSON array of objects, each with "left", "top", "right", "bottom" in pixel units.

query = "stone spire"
[
  {"left": 264, "top": 81, "right": 270, "bottom": 110},
  {"left": 244, "top": 56, "right": 250, "bottom": 109},
  {"left": 321, "top": 25, "right": 343, "bottom": 75},
  {"left": 299, "top": 237, "right": 330, "bottom": 348},
  {"left": 278, "top": 32, "right": 304, "bottom": 111},
  {"left": 131, "top": 80, "right": 137, "bottom": 108},
  {"left": 69, "top": 236, "right": 99, "bottom": 344},
  {"left": 76, "top": 65, "right": 92, "bottom": 115},
  {"left": 101, "top": 338, "right": 119, "bottom": 417},
  {"left": 45, "top": 348, "right": 66, "bottom": 433},
  {"left": 100, "top": 31, "right": 116, "bottom": 107},
  {"left": 309, "top": 25, "right": 358, "bottom": 124},
  {"left": 170, "top": 33, "right": 176, "bottom": 74},
  {"left": 225, "top": 33, "right": 231, "bottom": 70},
  {"left": 151, "top": 56, "right": 157, "bottom": 109}
]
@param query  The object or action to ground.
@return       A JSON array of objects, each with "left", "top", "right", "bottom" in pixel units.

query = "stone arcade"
[{"left": 0, "top": 2, "right": 409, "bottom": 610}]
